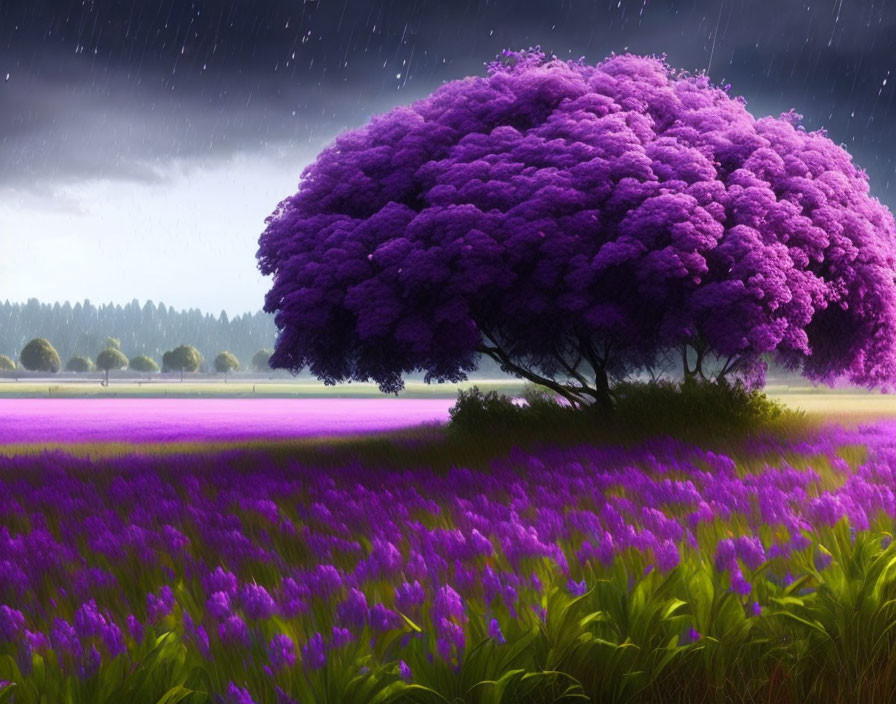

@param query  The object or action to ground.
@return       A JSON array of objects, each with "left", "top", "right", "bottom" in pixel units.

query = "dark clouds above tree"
[{"left": 1, "top": 0, "right": 894, "bottom": 199}]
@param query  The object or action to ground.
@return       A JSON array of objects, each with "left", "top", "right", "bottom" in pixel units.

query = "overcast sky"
[{"left": 1, "top": 0, "right": 894, "bottom": 315}]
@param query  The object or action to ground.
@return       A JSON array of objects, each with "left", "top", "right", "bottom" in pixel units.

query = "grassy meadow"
[{"left": 0, "top": 387, "right": 895, "bottom": 703}]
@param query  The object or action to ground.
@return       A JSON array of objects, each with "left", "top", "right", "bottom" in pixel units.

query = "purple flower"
[
  {"left": 101, "top": 621, "right": 126, "bottom": 657},
  {"left": 202, "top": 567, "right": 238, "bottom": 596},
  {"left": 267, "top": 634, "right": 296, "bottom": 671},
  {"left": 330, "top": 626, "right": 352, "bottom": 649},
  {"left": 225, "top": 682, "right": 257, "bottom": 704},
  {"left": 395, "top": 581, "right": 425, "bottom": 613},
  {"left": 337, "top": 588, "right": 369, "bottom": 629},
  {"left": 487, "top": 618, "right": 505, "bottom": 645},
  {"left": 814, "top": 549, "right": 834, "bottom": 571},
  {"left": 241, "top": 583, "right": 276, "bottom": 620},
  {"left": 74, "top": 600, "right": 106, "bottom": 638},
  {"left": 371, "top": 603, "right": 402, "bottom": 631},
  {"left": 432, "top": 585, "right": 465, "bottom": 623},
  {"left": 655, "top": 539, "right": 680, "bottom": 572},
  {"left": 147, "top": 585, "right": 175, "bottom": 623},
  {"left": 682, "top": 627, "right": 701, "bottom": 644},
  {"left": 79, "top": 644, "right": 101, "bottom": 679},
  {"left": 207, "top": 591, "right": 231, "bottom": 621},
  {"left": 729, "top": 568, "right": 752, "bottom": 596},
  {"left": 126, "top": 614, "right": 144, "bottom": 643},
  {"left": 566, "top": 578, "right": 587, "bottom": 597},
  {"left": 193, "top": 625, "right": 211, "bottom": 658},
  {"left": 51, "top": 618, "right": 82, "bottom": 660},
  {"left": 734, "top": 536, "right": 766, "bottom": 570},
  {"left": 301, "top": 632, "right": 326, "bottom": 670},
  {"left": 24, "top": 629, "right": 50, "bottom": 654},
  {"left": 435, "top": 618, "right": 465, "bottom": 662},
  {"left": 218, "top": 615, "right": 250, "bottom": 647},
  {"left": 0, "top": 605, "right": 25, "bottom": 642},
  {"left": 398, "top": 660, "right": 412, "bottom": 682}
]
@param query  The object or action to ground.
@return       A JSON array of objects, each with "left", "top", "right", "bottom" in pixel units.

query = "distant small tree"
[
  {"left": 214, "top": 351, "right": 241, "bottom": 377},
  {"left": 65, "top": 356, "right": 94, "bottom": 373},
  {"left": 162, "top": 345, "right": 202, "bottom": 381},
  {"left": 96, "top": 348, "right": 128, "bottom": 386},
  {"left": 129, "top": 355, "right": 160, "bottom": 374},
  {"left": 0, "top": 355, "right": 16, "bottom": 371},
  {"left": 104, "top": 337, "right": 121, "bottom": 351},
  {"left": 252, "top": 348, "right": 273, "bottom": 372},
  {"left": 20, "top": 338, "right": 61, "bottom": 373}
]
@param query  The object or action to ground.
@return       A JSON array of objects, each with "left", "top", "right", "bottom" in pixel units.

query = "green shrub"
[
  {"left": 0, "top": 354, "right": 15, "bottom": 371},
  {"left": 613, "top": 378, "right": 787, "bottom": 434},
  {"left": 20, "top": 338, "right": 60, "bottom": 373},
  {"left": 448, "top": 379, "right": 792, "bottom": 439},
  {"left": 65, "top": 356, "right": 93, "bottom": 372},
  {"left": 129, "top": 355, "right": 159, "bottom": 373},
  {"left": 214, "top": 351, "right": 240, "bottom": 373}
]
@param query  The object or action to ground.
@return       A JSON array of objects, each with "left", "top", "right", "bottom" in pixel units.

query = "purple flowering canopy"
[{"left": 258, "top": 49, "right": 896, "bottom": 408}]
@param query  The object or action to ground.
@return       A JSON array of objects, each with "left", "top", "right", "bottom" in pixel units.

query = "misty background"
[{"left": 1, "top": 0, "right": 894, "bottom": 323}]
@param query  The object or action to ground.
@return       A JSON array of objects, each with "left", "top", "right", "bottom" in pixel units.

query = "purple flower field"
[
  {"left": 0, "top": 398, "right": 455, "bottom": 444},
  {"left": 1, "top": 419, "right": 896, "bottom": 701}
]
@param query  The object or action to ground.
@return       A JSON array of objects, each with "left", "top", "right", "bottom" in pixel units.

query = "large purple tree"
[{"left": 258, "top": 49, "right": 896, "bottom": 409}]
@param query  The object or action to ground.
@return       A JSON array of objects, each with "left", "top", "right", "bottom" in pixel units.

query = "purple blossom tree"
[{"left": 257, "top": 49, "right": 896, "bottom": 409}]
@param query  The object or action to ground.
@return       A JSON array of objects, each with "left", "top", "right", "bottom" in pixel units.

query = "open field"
[
  {"left": 0, "top": 378, "right": 527, "bottom": 399},
  {"left": 2, "top": 392, "right": 896, "bottom": 702},
  {"left": 0, "top": 417, "right": 895, "bottom": 703},
  {"left": 2, "top": 377, "right": 895, "bottom": 419}
]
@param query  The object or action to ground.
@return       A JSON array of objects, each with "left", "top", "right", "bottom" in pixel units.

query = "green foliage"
[
  {"left": 447, "top": 384, "right": 584, "bottom": 435},
  {"left": 65, "top": 356, "right": 94, "bottom": 373},
  {"left": 96, "top": 348, "right": 129, "bottom": 372},
  {"left": 0, "top": 355, "right": 16, "bottom": 371},
  {"left": 251, "top": 348, "right": 273, "bottom": 371},
  {"left": 213, "top": 351, "right": 240, "bottom": 374},
  {"left": 19, "top": 338, "right": 60, "bottom": 373},
  {"left": 162, "top": 346, "right": 202, "bottom": 374},
  {"left": 130, "top": 355, "right": 160, "bottom": 373},
  {"left": 613, "top": 378, "right": 790, "bottom": 434},
  {"left": 448, "top": 380, "right": 794, "bottom": 440},
  {"left": 104, "top": 337, "right": 121, "bottom": 351}
]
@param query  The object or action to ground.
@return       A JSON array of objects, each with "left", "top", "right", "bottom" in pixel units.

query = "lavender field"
[
  {"left": 1, "top": 415, "right": 896, "bottom": 703},
  {"left": 0, "top": 399, "right": 455, "bottom": 445}
]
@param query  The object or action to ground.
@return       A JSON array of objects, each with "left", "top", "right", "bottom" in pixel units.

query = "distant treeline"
[
  {"left": 0, "top": 298, "right": 509, "bottom": 378},
  {"left": 0, "top": 299, "right": 276, "bottom": 371}
]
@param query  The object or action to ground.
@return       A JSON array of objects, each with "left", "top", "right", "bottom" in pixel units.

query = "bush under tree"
[
  {"left": 214, "top": 351, "right": 240, "bottom": 374},
  {"left": 20, "top": 338, "right": 61, "bottom": 373},
  {"left": 257, "top": 49, "right": 896, "bottom": 410},
  {"left": 129, "top": 355, "right": 159, "bottom": 373},
  {"left": 65, "top": 356, "right": 93, "bottom": 373},
  {"left": 251, "top": 348, "right": 273, "bottom": 372}
]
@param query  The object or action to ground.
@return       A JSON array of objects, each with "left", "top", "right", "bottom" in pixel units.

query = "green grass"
[{"left": 0, "top": 378, "right": 527, "bottom": 398}]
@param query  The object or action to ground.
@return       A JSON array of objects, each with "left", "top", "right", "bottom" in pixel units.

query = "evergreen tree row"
[{"left": 0, "top": 299, "right": 277, "bottom": 370}]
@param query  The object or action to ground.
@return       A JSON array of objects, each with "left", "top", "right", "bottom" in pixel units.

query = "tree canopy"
[
  {"left": 20, "top": 338, "right": 61, "bottom": 373},
  {"left": 258, "top": 49, "right": 896, "bottom": 408},
  {"left": 96, "top": 348, "right": 128, "bottom": 372},
  {"left": 214, "top": 351, "right": 240, "bottom": 373},
  {"left": 162, "top": 345, "right": 202, "bottom": 375},
  {"left": 0, "top": 355, "right": 16, "bottom": 371},
  {"left": 251, "top": 348, "right": 273, "bottom": 372},
  {"left": 129, "top": 355, "right": 159, "bottom": 373},
  {"left": 65, "top": 356, "right": 93, "bottom": 373}
]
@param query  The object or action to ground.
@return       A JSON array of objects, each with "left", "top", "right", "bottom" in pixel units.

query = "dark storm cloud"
[{"left": 1, "top": 0, "right": 895, "bottom": 198}]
